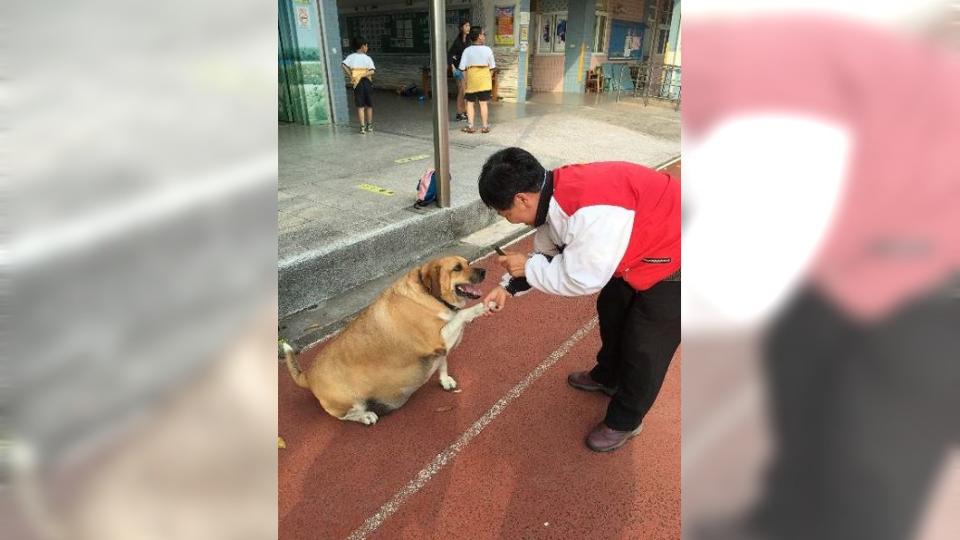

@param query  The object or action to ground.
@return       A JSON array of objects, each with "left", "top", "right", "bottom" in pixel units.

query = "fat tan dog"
[{"left": 282, "top": 256, "right": 490, "bottom": 425}]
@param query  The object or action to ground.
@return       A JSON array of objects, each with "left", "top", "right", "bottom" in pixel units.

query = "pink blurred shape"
[{"left": 684, "top": 15, "right": 960, "bottom": 321}]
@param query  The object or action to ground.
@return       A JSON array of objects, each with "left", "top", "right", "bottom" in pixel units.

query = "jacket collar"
[{"left": 534, "top": 170, "right": 554, "bottom": 227}]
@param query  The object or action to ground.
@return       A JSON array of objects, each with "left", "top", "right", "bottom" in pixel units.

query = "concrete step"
[
  {"left": 278, "top": 194, "right": 513, "bottom": 317},
  {"left": 279, "top": 219, "right": 531, "bottom": 350}
]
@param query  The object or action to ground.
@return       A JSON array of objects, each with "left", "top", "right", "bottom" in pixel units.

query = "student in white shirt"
[
  {"left": 458, "top": 27, "right": 496, "bottom": 134},
  {"left": 341, "top": 38, "right": 376, "bottom": 134}
]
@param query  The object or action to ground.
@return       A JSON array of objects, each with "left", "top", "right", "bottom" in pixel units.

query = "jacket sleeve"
[
  {"left": 447, "top": 41, "right": 456, "bottom": 66},
  {"left": 524, "top": 205, "right": 634, "bottom": 296},
  {"left": 448, "top": 39, "right": 462, "bottom": 67},
  {"left": 500, "top": 226, "right": 558, "bottom": 297},
  {"left": 533, "top": 225, "right": 560, "bottom": 257}
]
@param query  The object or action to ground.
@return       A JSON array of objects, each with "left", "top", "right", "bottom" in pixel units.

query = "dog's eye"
[{"left": 453, "top": 264, "right": 463, "bottom": 272}]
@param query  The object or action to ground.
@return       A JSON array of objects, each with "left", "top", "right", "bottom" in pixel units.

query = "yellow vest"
[
  {"left": 349, "top": 68, "right": 373, "bottom": 88},
  {"left": 465, "top": 66, "right": 492, "bottom": 93}
]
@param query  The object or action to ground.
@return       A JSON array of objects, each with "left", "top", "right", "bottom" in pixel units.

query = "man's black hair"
[
  {"left": 478, "top": 147, "right": 546, "bottom": 211},
  {"left": 468, "top": 27, "right": 483, "bottom": 44},
  {"left": 352, "top": 37, "right": 368, "bottom": 51}
]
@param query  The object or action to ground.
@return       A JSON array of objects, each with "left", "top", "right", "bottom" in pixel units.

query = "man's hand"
[
  {"left": 483, "top": 286, "right": 509, "bottom": 313},
  {"left": 497, "top": 253, "right": 529, "bottom": 277}
]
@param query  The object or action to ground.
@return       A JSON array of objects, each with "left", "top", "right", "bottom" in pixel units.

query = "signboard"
[
  {"left": 296, "top": 7, "right": 310, "bottom": 29},
  {"left": 495, "top": 6, "right": 515, "bottom": 47}
]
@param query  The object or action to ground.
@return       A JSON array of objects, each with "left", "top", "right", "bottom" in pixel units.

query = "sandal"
[
  {"left": 461, "top": 126, "right": 477, "bottom": 134},
  {"left": 481, "top": 126, "right": 490, "bottom": 134}
]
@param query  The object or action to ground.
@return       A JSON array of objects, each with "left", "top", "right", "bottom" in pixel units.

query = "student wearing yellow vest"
[
  {"left": 341, "top": 38, "right": 376, "bottom": 134},
  {"left": 458, "top": 28, "right": 496, "bottom": 134}
]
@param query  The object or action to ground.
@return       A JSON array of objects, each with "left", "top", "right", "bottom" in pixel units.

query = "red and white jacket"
[{"left": 518, "top": 162, "right": 680, "bottom": 296}]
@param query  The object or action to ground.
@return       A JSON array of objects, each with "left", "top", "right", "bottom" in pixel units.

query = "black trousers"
[
  {"left": 756, "top": 283, "right": 960, "bottom": 540},
  {"left": 589, "top": 277, "right": 680, "bottom": 431},
  {"left": 353, "top": 78, "right": 373, "bottom": 108}
]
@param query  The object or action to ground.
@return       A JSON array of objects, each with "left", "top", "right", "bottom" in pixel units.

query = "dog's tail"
[{"left": 279, "top": 339, "right": 310, "bottom": 389}]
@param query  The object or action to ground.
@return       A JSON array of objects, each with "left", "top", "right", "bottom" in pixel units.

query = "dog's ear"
[
  {"left": 419, "top": 261, "right": 443, "bottom": 299},
  {"left": 432, "top": 263, "right": 445, "bottom": 299}
]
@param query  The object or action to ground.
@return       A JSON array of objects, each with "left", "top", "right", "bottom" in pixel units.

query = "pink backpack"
[{"left": 414, "top": 168, "right": 438, "bottom": 207}]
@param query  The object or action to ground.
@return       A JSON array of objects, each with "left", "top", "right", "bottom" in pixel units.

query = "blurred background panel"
[
  {"left": 3, "top": 1, "right": 278, "bottom": 538},
  {"left": 682, "top": 2, "right": 960, "bottom": 540}
]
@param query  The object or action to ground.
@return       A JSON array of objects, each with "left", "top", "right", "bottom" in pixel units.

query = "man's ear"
[{"left": 517, "top": 192, "right": 536, "bottom": 209}]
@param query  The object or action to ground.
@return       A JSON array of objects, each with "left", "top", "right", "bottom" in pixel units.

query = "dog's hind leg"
[
  {"left": 437, "top": 356, "right": 457, "bottom": 391},
  {"left": 339, "top": 403, "right": 379, "bottom": 426},
  {"left": 323, "top": 396, "right": 379, "bottom": 425},
  {"left": 365, "top": 399, "right": 396, "bottom": 417}
]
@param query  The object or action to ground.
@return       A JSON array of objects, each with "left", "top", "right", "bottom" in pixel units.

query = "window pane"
[
  {"left": 598, "top": 16, "right": 607, "bottom": 53},
  {"left": 593, "top": 15, "right": 607, "bottom": 53},
  {"left": 538, "top": 14, "right": 552, "bottom": 53},
  {"left": 594, "top": 17, "right": 601, "bottom": 52},
  {"left": 554, "top": 15, "right": 567, "bottom": 53}
]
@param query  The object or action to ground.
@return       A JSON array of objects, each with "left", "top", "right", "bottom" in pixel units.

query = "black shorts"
[
  {"left": 354, "top": 78, "right": 373, "bottom": 108},
  {"left": 465, "top": 90, "right": 492, "bottom": 103}
]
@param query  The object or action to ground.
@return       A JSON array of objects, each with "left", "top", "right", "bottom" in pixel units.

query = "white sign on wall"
[{"left": 296, "top": 7, "right": 310, "bottom": 28}]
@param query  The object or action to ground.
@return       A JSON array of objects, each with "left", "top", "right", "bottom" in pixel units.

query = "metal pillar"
[
  {"left": 316, "top": 0, "right": 345, "bottom": 124},
  {"left": 428, "top": 0, "right": 451, "bottom": 207},
  {"left": 643, "top": 0, "right": 665, "bottom": 107}
]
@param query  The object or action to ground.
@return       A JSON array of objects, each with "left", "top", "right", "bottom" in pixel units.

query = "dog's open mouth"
[{"left": 455, "top": 283, "right": 483, "bottom": 299}]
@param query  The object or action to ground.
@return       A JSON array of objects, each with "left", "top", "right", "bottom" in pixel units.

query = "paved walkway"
[{"left": 278, "top": 91, "right": 681, "bottom": 264}]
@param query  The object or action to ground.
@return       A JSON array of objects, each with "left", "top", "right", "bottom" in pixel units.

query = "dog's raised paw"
[
  {"left": 465, "top": 302, "right": 488, "bottom": 318},
  {"left": 440, "top": 375, "right": 458, "bottom": 391},
  {"left": 360, "top": 411, "right": 379, "bottom": 425}
]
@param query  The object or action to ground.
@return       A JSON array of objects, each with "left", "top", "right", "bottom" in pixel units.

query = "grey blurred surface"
[{"left": 4, "top": 1, "right": 277, "bottom": 538}]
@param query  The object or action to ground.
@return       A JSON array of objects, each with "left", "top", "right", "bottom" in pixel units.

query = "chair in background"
[{"left": 586, "top": 66, "right": 601, "bottom": 92}]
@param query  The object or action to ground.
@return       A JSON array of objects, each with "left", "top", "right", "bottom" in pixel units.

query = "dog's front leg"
[
  {"left": 437, "top": 303, "right": 489, "bottom": 390},
  {"left": 437, "top": 356, "right": 456, "bottom": 390},
  {"left": 440, "top": 302, "right": 488, "bottom": 349}
]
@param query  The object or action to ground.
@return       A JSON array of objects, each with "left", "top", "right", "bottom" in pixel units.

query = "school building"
[{"left": 279, "top": 0, "right": 681, "bottom": 125}]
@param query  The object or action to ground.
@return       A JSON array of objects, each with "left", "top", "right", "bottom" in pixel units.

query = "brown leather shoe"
[
  {"left": 586, "top": 422, "right": 644, "bottom": 452},
  {"left": 567, "top": 370, "right": 617, "bottom": 396}
]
